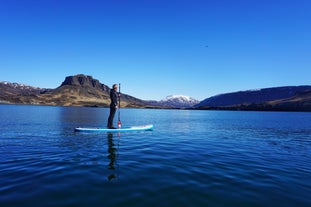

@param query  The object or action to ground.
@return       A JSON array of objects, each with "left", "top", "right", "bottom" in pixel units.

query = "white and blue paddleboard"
[{"left": 74, "top": 124, "right": 154, "bottom": 133}]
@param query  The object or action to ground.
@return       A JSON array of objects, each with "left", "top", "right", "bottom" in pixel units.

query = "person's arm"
[{"left": 113, "top": 91, "right": 118, "bottom": 108}]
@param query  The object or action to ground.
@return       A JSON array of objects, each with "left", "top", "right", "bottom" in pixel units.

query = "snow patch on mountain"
[
  {"left": 160, "top": 95, "right": 199, "bottom": 108},
  {"left": 1, "top": 81, "right": 41, "bottom": 90}
]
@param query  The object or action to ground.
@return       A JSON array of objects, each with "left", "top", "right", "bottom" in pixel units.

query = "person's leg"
[{"left": 107, "top": 107, "right": 116, "bottom": 128}]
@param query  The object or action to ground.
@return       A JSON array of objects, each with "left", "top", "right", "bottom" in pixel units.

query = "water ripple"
[{"left": 1, "top": 106, "right": 311, "bottom": 206}]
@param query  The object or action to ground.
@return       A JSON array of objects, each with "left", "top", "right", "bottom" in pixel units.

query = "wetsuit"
[{"left": 107, "top": 88, "right": 118, "bottom": 128}]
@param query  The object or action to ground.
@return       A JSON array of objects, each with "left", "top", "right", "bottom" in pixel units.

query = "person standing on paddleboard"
[{"left": 107, "top": 84, "right": 119, "bottom": 129}]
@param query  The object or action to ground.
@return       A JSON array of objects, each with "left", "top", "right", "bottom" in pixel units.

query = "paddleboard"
[{"left": 74, "top": 124, "right": 154, "bottom": 132}]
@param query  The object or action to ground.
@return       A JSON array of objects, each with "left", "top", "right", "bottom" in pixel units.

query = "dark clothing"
[
  {"left": 107, "top": 89, "right": 118, "bottom": 128},
  {"left": 109, "top": 89, "right": 118, "bottom": 108},
  {"left": 107, "top": 107, "right": 116, "bottom": 128}
]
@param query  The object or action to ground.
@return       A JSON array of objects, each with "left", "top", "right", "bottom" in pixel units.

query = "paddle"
[{"left": 117, "top": 83, "right": 121, "bottom": 128}]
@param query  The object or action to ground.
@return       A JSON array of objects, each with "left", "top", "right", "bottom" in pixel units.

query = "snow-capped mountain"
[
  {"left": 0, "top": 81, "right": 49, "bottom": 95},
  {"left": 159, "top": 95, "right": 199, "bottom": 108},
  {"left": 1, "top": 81, "right": 41, "bottom": 90}
]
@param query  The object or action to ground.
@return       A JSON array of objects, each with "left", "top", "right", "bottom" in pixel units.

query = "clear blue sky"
[{"left": 1, "top": 0, "right": 310, "bottom": 101}]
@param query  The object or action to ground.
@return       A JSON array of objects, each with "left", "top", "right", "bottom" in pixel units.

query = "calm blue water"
[{"left": 0, "top": 104, "right": 311, "bottom": 207}]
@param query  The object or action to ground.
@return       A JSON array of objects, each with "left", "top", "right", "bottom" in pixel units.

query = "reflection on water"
[
  {"left": 107, "top": 133, "right": 119, "bottom": 181},
  {"left": 1, "top": 105, "right": 311, "bottom": 207}
]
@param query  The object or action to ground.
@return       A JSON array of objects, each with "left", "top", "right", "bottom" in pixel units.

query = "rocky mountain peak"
[
  {"left": 61, "top": 74, "right": 99, "bottom": 87},
  {"left": 60, "top": 74, "right": 110, "bottom": 92}
]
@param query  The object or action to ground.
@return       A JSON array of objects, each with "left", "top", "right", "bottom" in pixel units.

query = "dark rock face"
[
  {"left": 60, "top": 74, "right": 110, "bottom": 92},
  {"left": 48, "top": 74, "right": 148, "bottom": 107}
]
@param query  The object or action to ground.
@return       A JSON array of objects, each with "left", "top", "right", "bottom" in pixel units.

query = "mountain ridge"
[
  {"left": 0, "top": 75, "right": 150, "bottom": 107},
  {"left": 196, "top": 86, "right": 311, "bottom": 111},
  {"left": 1, "top": 75, "right": 310, "bottom": 111}
]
